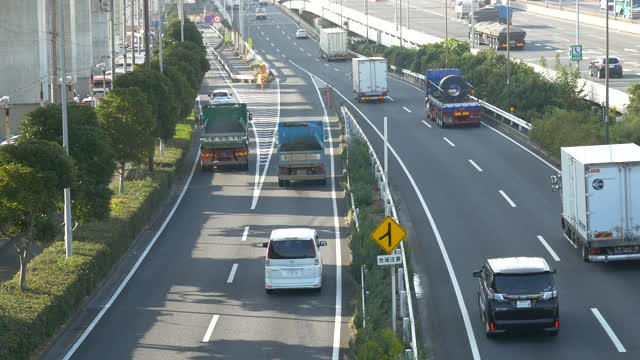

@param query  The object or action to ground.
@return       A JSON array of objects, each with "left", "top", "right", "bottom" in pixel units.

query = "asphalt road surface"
[
  {"left": 245, "top": 3, "right": 640, "bottom": 359},
  {"left": 334, "top": 0, "right": 640, "bottom": 92},
  {"left": 41, "top": 28, "right": 351, "bottom": 360}
]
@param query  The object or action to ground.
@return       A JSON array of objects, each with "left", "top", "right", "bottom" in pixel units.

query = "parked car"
[
  {"left": 473, "top": 257, "right": 559, "bottom": 337},
  {"left": 263, "top": 228, "right": 327, "bottom": 293},
  {"left": 295, "top": 29, "right": 309, "bottom": 39},
  {"left": 589, "top": 56, "right": 623, "bottom": 78}
]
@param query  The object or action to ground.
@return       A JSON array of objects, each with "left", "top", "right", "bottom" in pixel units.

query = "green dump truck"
[{"left": 200, "top": 102, "right": 251, "bottom": 171}]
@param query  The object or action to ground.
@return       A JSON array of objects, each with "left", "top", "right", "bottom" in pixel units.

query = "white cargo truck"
[
  {"left": 551, "top": 144, "right": 640, "bottom": 262},
  {"left": 352, "top": 57, "right": 388, "bottom": 102},
  {"left": 319, "top": 28, "right": 348, "bottom": 61}
]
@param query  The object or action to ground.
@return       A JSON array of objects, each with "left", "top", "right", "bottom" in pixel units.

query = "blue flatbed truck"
[
  {"left": 424, "top": 68, "right": 481, "bottom": 128},
  {"left": 277, "top": 121, "right": 326, "bottom": 187}
]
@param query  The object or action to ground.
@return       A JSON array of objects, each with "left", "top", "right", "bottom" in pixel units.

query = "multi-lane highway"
[
  {"left": 242, "top": 3, "right": 640, "bottom": 359},
  {"left": 42, "top": 27, "right": 351, "bottom": 360},
  {"left": 335, "top": 0, "right": 640, "bottom": 91}
]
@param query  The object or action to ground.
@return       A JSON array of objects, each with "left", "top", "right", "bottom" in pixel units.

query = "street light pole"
[
  {"left": 0, "top": 97, "right": 11, "bottom": 142},
  {"left": 399, "top": 0, "right": 403, "bottom": 47},
  {"left": 180, "top": 0, "right": 185, "bottom": 42},
  {"left": 132, "top": 0, "right": 136, "bottom": 68},
  {"left": 123, "top": 0, "right": 128, "bottom": 73},
  {"left": 604, "top": 0, "right": 610, "bottom": 144},
  {"left": 159, "top": 1, "right": 164, "bottom": 74},
  {"left": 506, "top": 0, "right": 511, "bottom": 88},
  {"left": 445, "top": 0, "right": 449, "bottom": 66},
  {"left": 110, "top": 0, "right": 116, "bottom": 88},
  {"left": 59, "top": 0, "right": 74, "bottom": 259},
  {"left": 470, "top": 0, "right": 475, "bottom": 49},
  {"left": 365, "top": 0, "right": 369, "bottom": 41},
  {"left": 143, "top": 0, "right": 150, "bottom": 65}
]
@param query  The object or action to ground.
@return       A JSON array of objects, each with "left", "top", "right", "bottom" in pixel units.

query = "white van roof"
[{"left": 270, "top": 228, "right": 316, "bottom": 241}]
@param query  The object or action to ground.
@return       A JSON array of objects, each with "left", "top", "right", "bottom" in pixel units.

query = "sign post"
[
  {"left": 570, "top": 44, "right": 583, "bottom": 62},
  {"left": 371, "top": 216, "right": 407, "bottom": 334}
]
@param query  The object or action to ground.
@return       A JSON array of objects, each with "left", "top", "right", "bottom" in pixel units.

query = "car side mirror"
[
  {"left": 318, "top": 241, "right": 328, "bottom": 247},
  {"left": 262, "top": 241, "right": 269, "bottom": 248},
  {"left": 472, "top": 270, "right": 481, "bottom": 278}
]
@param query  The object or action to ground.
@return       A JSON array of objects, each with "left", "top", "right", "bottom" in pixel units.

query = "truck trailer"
[
  {"left": 470, "top": 21, "right": 526, "bottom": 50},
  {"left": 352, "top": 57, "right": 388, "bottom": 103},
  {"left": 200, "top": 102, "right": 251, "bottom": 171},
  {"left": 424, "top": 69, "right": 481, "bottom": 127},
  {"left": 277, "top": 121, "right": 326, "bottom": 187},
  {"left": 551, "top": 144, "right": 640, "bottom": 262},
  {"left": 319, "top": 28, "right": 348, "bottom": 61}
]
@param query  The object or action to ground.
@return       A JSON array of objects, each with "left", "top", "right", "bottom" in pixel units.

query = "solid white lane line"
[
  {"left": 591, "top": 308, "right": 627, "bottom": 352},
  {"left": 443, "top": 137, "right": 455, "bottom": 147},
  {"left": 536, "top": 236, "right": 561, "bottom": 262},
  {"left": 589, "top": 34, "right": 606, "bottom": 40},
  {"left": 624, "top": 48, "right": 638, "bottom": 52},
  {"left": 563, "top": 233, "right": 578, "bottom": 248},
  {"left": 287, "top": 60, "right": 479, "bottom": 360},
  {"left": 468, "top": 159, "right": 483, "bottom": 172},
  {"left": 62, "top": 141, "right": 201, "bottom": 360},
  {"left": 552, "top": 36, "right": 570, "bottom": 42},
  {"left": 242, "top": 226, "right": 249, "bottom": 241},
  {"left": 421, "top": 120, "right": 432, "bottom": 128},
  {"left": 499, "top": 190, "right": 517, "bottom": 207},
  {"left": 202, "top": 315, "right": 220, "bottom": 343},
  {"left": 227, "top": 264, "right": 239, "bottom": 283},
  {"left": 309, "top": 75, "right": 343, "bottom": 360},
  {"left": 402, "top": 106, "right": 412, "bottom": 113}
]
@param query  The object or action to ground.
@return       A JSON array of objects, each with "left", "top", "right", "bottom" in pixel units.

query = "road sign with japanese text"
[
  {"left": 370, "top": 216, "right": 407, "bottom": 254},
  {"left": 377, "top": 254, "right": 403, "bottom": 266}
]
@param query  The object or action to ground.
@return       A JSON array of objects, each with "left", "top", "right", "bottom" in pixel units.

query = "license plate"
[
  {"left": 516, "top": 300, "right": 531, "bottom": 308},
  {"left": 285, "top": 270, "right": 301, "bottom": 277},
  {"left": 615, "top": 246, "right": 639, "bottom": 254},
  {"left": 609, "top": 64, "right": 615, "bottom": 68}
]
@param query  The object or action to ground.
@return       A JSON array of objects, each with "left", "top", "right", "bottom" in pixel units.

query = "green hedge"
[
  {"left": 345, "top": 140, "right": 404, "bottom": 360},
  {"left": 0, "top": 121, "right": 194, "bottom": 360}
]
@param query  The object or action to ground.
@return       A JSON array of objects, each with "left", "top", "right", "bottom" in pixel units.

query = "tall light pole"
[
  {"left": 143, "top": 0, "right": 150, "bottom": 65},
  {"left": 110, "top": 0, "right": 116, "bottom": 88},
  {"left": 407, "top": 0, "right": 410, "bottom": 30},
  {"left": 180, "top": 0, "right": 185, "bottom": 42},
  {"left": 365, "top": 0, "right": 369, "bottom": 41},
  {"left": 123, "top": 0, "right": 128, "bottom": 73},
  {"left": 399, "top": 0, "right": 403, "bottom": 47},
  {"left": 59, "top": 1, "right": 74, "bottom": 259},
  {"left": 604, "top": 1, "right": 610, "bottom": 144},
  {"left": 470, "top": 0, "right": 475, "bottom": 49},
  {"left": 576, "top": 0, "right": 580, "bottom": 71},
  {"left": 132, "top": 0, "right": 136, "bottom": 68},
  {"left": 444, "top": 0, "right": 449, "bottom": 66},
  {"left": 506, "top": 0, "right": 511, "bottom": 88},
  {"left": 159, "top": 1, "right": 164, "bottom": 74},
  {"left": 0, "top": 97, "right": 11, "bottom": 142}
]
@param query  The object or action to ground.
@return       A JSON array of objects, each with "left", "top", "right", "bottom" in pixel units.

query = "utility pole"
[
  {"left": 159, "top": 1, "right": 164, "bottom": 74},
  {"left": 180, "top": 0, "right": 185, "bottom": 42},
  {"left": 50, "top": 0, "right": 58, "bottom": 103},
  {"left": 59, "top": 0, "right": 74, "bottom": 259},
  {"left": 399, "top": 0, "right": 403, "bottom": 47},
  {"left": 470, "top": 0, "right": 475, "bottom": 49},
  {"left": 365, "top": 0, "right": 369, "bottom": 41},
  {"left": 123, "top": 0, "right": 128, "bottom": 73},
  {"left": 576, "top": 0, "right": 580, "bottom": 71},
  {"left": 144, "top": 0, "right": 150, "bottom": 65},
  {"left": 407, "top": 0, "right": 410, "bottom": 30},
  {"left": 132, "top": 0, "right": 136, "bottom": 67},
  {"left": 110, "top": 0, "right": 116, "bottom": 88},
  {"left": 506, "top": 0, "right": 511, "bottom": 89},
  {"left": 604, "top": 1, "right": 610, "bottom": 144},
  {"left": 444, "top": 0, "right": 449, "bottom": 66}
]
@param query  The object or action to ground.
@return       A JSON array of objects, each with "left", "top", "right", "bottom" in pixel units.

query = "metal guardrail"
[
  {"left": 388, "top": 64, "right": 533, "bottom": 133},
  {"left": 342, "top": 105, "right": 418, "bottom": 359}
]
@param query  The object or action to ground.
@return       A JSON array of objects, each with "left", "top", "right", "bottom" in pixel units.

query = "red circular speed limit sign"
[{"left": 213, "top": 14, "right": 222, "bottom": 24}]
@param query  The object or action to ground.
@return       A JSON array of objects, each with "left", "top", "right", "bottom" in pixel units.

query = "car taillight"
[
  {"left": 489, "top": 322, "right": 495, "bottom": 331},
  {"left": 555, "top": 320, "right": 560, "bottom": 329},
  {"left": 591, "top": 248, "right": 601, "bottom": 255}
]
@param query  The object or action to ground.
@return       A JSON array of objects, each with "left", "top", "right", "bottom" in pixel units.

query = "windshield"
[
  {"left": 493, "top": 273, "right": 555, "bottom": 294},
  {"left": 269, "top": 239, "right": 316, "bottom": 259}
]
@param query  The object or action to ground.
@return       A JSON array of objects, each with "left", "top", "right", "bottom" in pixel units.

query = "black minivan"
[{"left": 473, "top": 257, "right": 559, "bottom": 337}]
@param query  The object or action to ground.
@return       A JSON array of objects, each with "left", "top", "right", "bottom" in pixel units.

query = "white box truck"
[
  {"left": 551, "top": 143, "right": 640, "bottom": 262},
  {"left": 352, "top": 57, "right": 388, "bottom": 102},
  {"left": 319, "top": 28, "right": 348, "bottom": 61}
]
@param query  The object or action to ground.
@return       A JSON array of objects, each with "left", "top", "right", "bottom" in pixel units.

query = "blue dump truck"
[
  {"left": 424, "top": 69, "right": 481, "bottom": 127},
  {"left": 277, "top": 121, "right": 326, "bottom": 187}
]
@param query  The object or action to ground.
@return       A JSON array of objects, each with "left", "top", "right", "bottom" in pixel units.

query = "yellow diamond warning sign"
[{"left": 370, "top": 216, "right": 407, "bottom": 254}]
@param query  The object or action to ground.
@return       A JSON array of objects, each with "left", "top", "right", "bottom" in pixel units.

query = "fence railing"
[{"left": 342, "top": 105, "right": 418, "bottom": 359}]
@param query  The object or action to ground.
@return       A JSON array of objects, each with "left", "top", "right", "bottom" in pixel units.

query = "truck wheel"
[{"left": 581, "top": 243, "right": 591, "bottom": 262}]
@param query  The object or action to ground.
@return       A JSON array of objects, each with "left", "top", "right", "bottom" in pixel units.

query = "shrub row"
[{"left": 344, "top": 139, "right": 406, "bottom": 360}]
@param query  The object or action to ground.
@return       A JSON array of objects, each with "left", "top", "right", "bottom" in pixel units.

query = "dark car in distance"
[{"left": 473, "top": 257, "right": 559, "bottom": 337}]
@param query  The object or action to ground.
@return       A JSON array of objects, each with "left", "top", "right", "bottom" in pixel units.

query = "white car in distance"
[
  {"left": 263, "top": 228, "right": 327, "bottom": 293},
  {"left": 295, "top": 29, "right": 309, "bottom": 39}
]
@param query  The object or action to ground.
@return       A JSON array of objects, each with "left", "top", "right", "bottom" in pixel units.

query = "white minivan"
[{"left": 263, "top": 228, "right": 327, "bottom": 293}]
